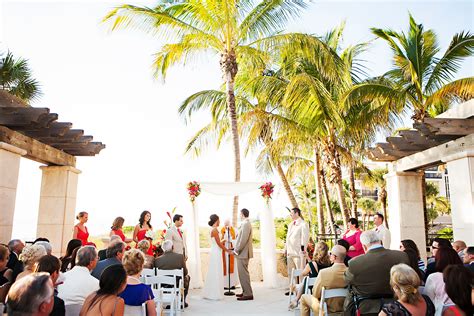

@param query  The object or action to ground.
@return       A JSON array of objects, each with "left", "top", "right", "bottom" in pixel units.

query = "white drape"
[{"left": 186, "top": 182, "right": 278, "bottom": 289}]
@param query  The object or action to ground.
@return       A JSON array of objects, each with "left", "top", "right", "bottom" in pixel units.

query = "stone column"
[
  {"left": 443, "top": 151, "right": 474, "bottom": 245},
  {"left": 385, "top": 170, "right": 427, "bottom": 259},
  {"left": 37, "top": 166, "right": 80, "bottom": 256},
  {"left": 0, "top": 142, "right": 26, "bottom": 243}
]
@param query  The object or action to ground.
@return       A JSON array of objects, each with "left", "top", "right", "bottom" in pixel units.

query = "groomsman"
[
  {"left": 284, "top": 207, "right": 309, "bottom": 295},
  {"left": 372, "top": 213, "right": 391, "bottom": 249},
  {"left": 165, "top": 214, "right": 187, "bottom": 260},
  {"left": 233, "top": 208, "right": 254, "bottom": 301}
]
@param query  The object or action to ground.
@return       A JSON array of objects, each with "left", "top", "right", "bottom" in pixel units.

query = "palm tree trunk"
[
  {"left": 314, "top": 148, "right": 324, "bottom": 235},
  {"left": 321, "top": 168, "right": 335, "bottom": 234},
  {"left": 221, "top": 49, "right": 240, "bottom": 227},
  {"left": 380, "top": 188, "right": 389, "bottom": 229},
  {"left": 349, "top": 162, "right": 358, "bottom": 219},
  {"left": 275, "top": 163, "right": 298, "bottom": 209}
]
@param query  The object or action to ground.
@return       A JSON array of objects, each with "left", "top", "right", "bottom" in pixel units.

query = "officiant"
[{"left": 221, "top": 219, "right": 239, "bottom": 289}]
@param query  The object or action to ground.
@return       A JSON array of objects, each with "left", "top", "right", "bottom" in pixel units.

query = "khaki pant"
[
  {"left": 237, "top": 258, "right": 253, "bottom": 296},
  {"left": 287, "top": 255, "right": 303, "bottom": 287},
  {"left": 300, "top": 294, "right": 320, "bottom": 316}
]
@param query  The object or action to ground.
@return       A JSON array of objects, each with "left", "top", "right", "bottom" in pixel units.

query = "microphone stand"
[{"left": 224, "top": 226, "right": 235, "bottom": 296}]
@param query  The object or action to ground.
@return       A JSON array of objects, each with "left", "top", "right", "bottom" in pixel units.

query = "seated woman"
[
  {"left": 16, "top": 244, "right": 47, "bottom": 281},
  {"left": 120, "top": 249, "right": 157, "bottom": 316},
  {"left": 441, "top": 265, "right": 473, "bottom": 316},
  {"left": 289, "top": 241, "right": 331, "bottom": 309},
  {"left": 403, "top": 248, "right": 426, "bottom": 284},
  {"left": 0, "top": 244, "right": 13, "bottom": 304},
  {"left": 400, "top": 239, "right": 426, "bottom": 271},
  {"left": 81, "top": 264, "right": 126, "bottom": 316},
  {"left": 137, "top": 240, "right": 154, "bottom": 269},
  {"left": 379, "top": 263, "right": 435, "bottom": 316},
  {"left": 60, "top": 239, "right": 82, "bottom": 272}
]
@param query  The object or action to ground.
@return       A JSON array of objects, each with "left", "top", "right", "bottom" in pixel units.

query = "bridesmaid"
[
  {"left": 133, "top": 211, "right": 154, "bottom": 256},
  {"left": 110, "top": 216, "right": 133, "bottom": 243},
  {"left": 73, "top": 211, "right": 94, "bottom": 246},
  {"left": 342, "top": 217, "right": 364, "bottom": 258}
]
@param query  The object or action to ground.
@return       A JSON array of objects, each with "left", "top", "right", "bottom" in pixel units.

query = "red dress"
[
  {"left": 76, "top": 225, "right": 94, "bottom": 246},
  {"left": 136, "top": 229, "right": 154, "bottom": 256},
  {"left": 342, "top": 229, "right": 364, "bottom": 258},
  {"left": 112, "top": 229, "right": 126, "bottom": 242}
]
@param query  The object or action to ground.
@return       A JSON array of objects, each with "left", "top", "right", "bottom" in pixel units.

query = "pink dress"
[{"left": 342, "top": 229, "right": 364, "bottom": 258}]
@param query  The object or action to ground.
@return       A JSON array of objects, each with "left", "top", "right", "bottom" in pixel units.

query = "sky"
[{"left": 1, "top": 0, "right": 473, "bottom": 240}]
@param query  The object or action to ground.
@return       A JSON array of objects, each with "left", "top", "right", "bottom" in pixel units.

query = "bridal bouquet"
[
  {"left": 259, "top": 182, "right": 274, "bottom": 200},
  {"left": 145, "top": 230, "right": 155, "bottom": 240},
  {"left": 187, "top": 181, "right": 201, "bottom": 202}
]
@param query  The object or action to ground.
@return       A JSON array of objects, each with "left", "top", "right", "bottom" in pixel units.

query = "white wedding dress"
[{"left": 202, "top": 229, "right": 224, "bottom": 300}]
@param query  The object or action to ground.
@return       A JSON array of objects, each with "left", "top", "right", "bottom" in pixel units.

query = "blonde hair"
[
  {"left": 19, "top": 245, "right": 47, "bottom": 269},
  {"left": 137, "top": 240, "right": 150, "bottom": 254},
  {"left": 313, "top": 241, "right": 331, "bottom": 266},
  {"left": 390, "top": 263, "right": 421, "bottom": 304},
  {"left": 111, "top": 217, "right": 125, "bottom": 230},
  {"left": 122, "top": 249, "right": 144, "bottom": 276}
]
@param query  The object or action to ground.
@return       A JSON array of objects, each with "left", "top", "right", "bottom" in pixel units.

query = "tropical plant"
[
  {"left": 372, "top": 14, "right": 474, "bottom": 121},
  {"left": 361, "top": 168, "right": 389, "bottom": 228},
  {"left": 0, "top": 51, "right": 41, "bottom": 102},
  {"left": 103, "top": 0, "right": 310, "bottom": 225},
  {"left": 357, "top": 197, "right": 376, "bottom": 230},
  {"left": 425, "top": 181, "right": 451, "bottom": 226}
]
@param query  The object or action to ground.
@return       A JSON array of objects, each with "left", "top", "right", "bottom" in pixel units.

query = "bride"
[{"left": 202, "top": 214, "right": 229, "bottom": 300}]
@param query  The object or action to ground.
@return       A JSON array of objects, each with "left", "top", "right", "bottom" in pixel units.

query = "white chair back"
[
  {"left": 319, "top": 287, "right": 348, "bottom": 316},
  {"left": 123, "top": 303, "right": 146, "bottom": 316},
  {"left": 156, "top": 269, "right": 185, "bottom": 311},
  {"left": 65, "top": 304, "right": 83, "bottom": 316},
  {"left": 140, "top": 268, "right": 156, "bottom": 282},
  {"left": 288, "top": 268, "right": 304, "bottom": 308},
  {"left": 304, "top": 277, "right": 317, "bottom": 294}
]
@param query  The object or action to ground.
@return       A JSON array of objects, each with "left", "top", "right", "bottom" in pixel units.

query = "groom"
[{"left": 232, "top": 208, "right": 254, "bottom": 301}]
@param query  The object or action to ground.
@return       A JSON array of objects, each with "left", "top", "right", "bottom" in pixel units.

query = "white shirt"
[
  {"left": 424, "top": 272, "right": 454, "bottom": 316},
  {"left": 58, "top": 266, "right": 99, "bottom": 306},
  {"left": 374, "top": 224, "right": 391, "bottom": 249},
  {"left": 285, "top": 217, "right": 310, "bottom": 256}
]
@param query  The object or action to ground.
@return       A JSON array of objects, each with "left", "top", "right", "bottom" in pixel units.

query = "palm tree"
[
  {"left": 372, "top": 14, "right": 474, "bottom": 121},
  {"left": 104, "top": 0, "right": 310, "bottom": 224},
  {"left": 361, "top": 168, "right": 389, "bottom": 228},
  {"left": 357, "top": 197, "right": 376, "bottom": 230},
  {"left": 0, "top": 51, "right": 41, "bottom": 102}
]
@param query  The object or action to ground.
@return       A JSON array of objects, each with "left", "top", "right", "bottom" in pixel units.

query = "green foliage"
[
  {"left": 436, "top": 227, "right": 453, "bottom": 240},
  {"left": 122, "top": 226, "right": 134, "bottom": 234},
  {"left": 357, "top": 197, "right": 376, "bottom": 214}
]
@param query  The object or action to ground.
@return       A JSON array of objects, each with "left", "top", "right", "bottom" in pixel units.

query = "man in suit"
[
  {"left": 344, "top": 230, "right": 409, "bottom": 316},
  {"left": 300, "top": 245, "right": 348, "bottom": 316},
  {"left": 233, "top": 208, "right": 254, "bottom": 301},
  {"left": 7, "top": 239, "right": 25, "bottom": 282},
  {"left": 462, "top": 246, "right": 474, "bottom": 273},
  {"left": 372, "top": 213, "right": 391, "bottom": 249},
  {"left": 165, "top": 214, "right": 187, "bottom": 259},
  {"left": 285, "top": 207, "right": 310, "bottom": 295},
  {"left": 155, "top": 240, "right": 190, "bottom": 308},
  {"left": 98, "top": 235, "right": 121, "bottom": 261},
  {"left": 91, "top": 241, "right": 125, "bottom": 279}
]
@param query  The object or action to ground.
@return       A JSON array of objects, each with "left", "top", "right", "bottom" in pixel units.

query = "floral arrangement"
[
  {"left": 145, "top": 230, "right": 155, "bottom": 240},
  {"left": 187, "top": 181, "right": 201, "bottom": 202},
  {"left": 259, "top": 182, "right": 275, "bottom": 200}
]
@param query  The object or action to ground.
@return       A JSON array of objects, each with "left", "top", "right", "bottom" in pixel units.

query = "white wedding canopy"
[{"left": 187, "top": 182, "right": 278, "bottom": 289}]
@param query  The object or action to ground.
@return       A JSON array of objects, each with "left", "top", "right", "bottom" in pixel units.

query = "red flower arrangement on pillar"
[
  {"left": 259, "top": 182, "right": 274, "bottom": 201},
  {"left": 187, "top": 181, "right": 201, "bottom": 202}
]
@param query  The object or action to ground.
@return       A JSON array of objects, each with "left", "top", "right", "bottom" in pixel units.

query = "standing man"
[
  {"left": 373, "top": 213, "right": 391, "bottom": 249},
  {"left": 233, "top": 208, "right": 254, "bottom": 301},
  {"left": 165, "top": 214, "right": 187, "bottom": 259},
  {"left": 221, "top": 219, "right": 238, "bottom": 289},
  {"left": 285, "top": 207, "right": 309, "bottom": 295},
  {"left": 7, "top": 239, "right": 25, "bottom": 281}
]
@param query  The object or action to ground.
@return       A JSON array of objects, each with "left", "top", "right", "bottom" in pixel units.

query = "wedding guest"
[
  {"left": 289, "top": 241, "right": 331, "bottom": 309},
  {"left": 299, "top": 245, "right": 348, "bottom": 316},
  {"left": 221, "top": 218, "right": 237, "bottom": 289},
  {"left": 463, "top": 246, "right": 474, "bottom": 273},
  {"left": 403, "top": 248, "right": 425, "bottom": 283},
  {"left": 91, "top": 241, "right": 125, "bottom": 280},
  {"left": 133, "top": 210, "right": 154, "bottom": 256},
  {"left": 60, "top": 239, "right": 82, "bottom": 272},
  {"left": 137, "top": 240, "right": 154, "bottom": 269},
  {"left": 120, "top": 249, "right": 157, "bottom": 316},
  {"left": 35, "top": 241, "right": 53, "bottom": 256},
  {"left": 344, "top": 230, "right": 409, "bottom": 315},
  {"left": 74, "top": 211, "right": 94, "bottom": 246},
  {"left": 81, "top": 265, "right": 126, "bottom": 316},
  {"left": 0, "top": 244, "right": 12, "bottom": 304},
  {"left": 7, "top": 239, "right": 25, "bottom": 281},
  {"left": 110, "top": 216, "right": 133, "bottom": 243},
  {"left": 165, "top": 214, "right": 187, "bottom": 258},
  {"left": 425, "top": 247, "right": 463, "bottom": 314},
  {"left": 442, "top": 265, "right": 473, "bottom": 316},
  {"left": 452, "top": 240, "right": 467, "bottom": 260},
  {"left": 16, "top": 244, "right": 47, "bottom": 281},
  {"left": 34, "top": 255, "right": 66, "bottom": 316},
  {"left": 342, "top": 218, "right": 364, "bottom": 258},
  {"left": 98, "top": 235, "right": 121, "bottom": 261},
  {"left": 6, "top": 273, "right": 55, "bottom": 316},
  {"left": 425, "top": 238, "right": 452, "bottom": 281},
  {"left": 58, "top": 246, "right": 99, "bottom": 307},
  {"left": 284, "top": 207, "right": 310, "bottom": 295},
  {"left": 400, "top": 239, "right": 426, "bottom": 271},
  {"left": 337, "top": 239, "right": 352, "bottom": 266},
  {"left": 154, "top": 240, "right": 190, "bottom": 307},
  {"left": 373, "top": 213, "right": 391, "bottom": 248},
  {"left": 379, "top": 264, "right": 435, "bottom": 316}
]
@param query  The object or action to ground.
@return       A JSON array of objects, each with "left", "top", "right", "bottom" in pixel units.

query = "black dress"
[
  {"left": 381, "top": 295, "right": 435, "bottom": 316},
  {"left": 302, "top": 261, "right": 329, "bottom": 293},
  {"left": 0, "top": 268, "right": 9, "bottom": 286}
]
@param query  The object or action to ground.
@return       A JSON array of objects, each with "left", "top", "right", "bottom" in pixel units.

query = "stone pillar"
[
  {"left": 37, "top": 166, "right": 80, "bottom": 256},
  {"left": 385, "top": 170, "right": 427, "bottom": 259},
  {"left": 0, "top": 142, "right": 26, "bottom": 243},
  {"left": 444, "top": 151, "right": 474, "bottom": 245}
]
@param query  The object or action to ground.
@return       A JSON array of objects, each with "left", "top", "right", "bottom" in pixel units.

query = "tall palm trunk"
[
  {"left": 275, "top": 163, "right": 299, "bottom": 209},
  {"left": 321, "top": 168, "right": 335, "bottom": 234},
  {"left": 349, "top": 162, "right": 358, "bottom": 219},
  {"left": 314, "top": 148, "right": 324, "bottom": 235},
  {"left": 380, "top": 188, "right": 389, "bottom": 228},
  {"left": 221, "top": 49, "right": 240, "bottom": 227}
]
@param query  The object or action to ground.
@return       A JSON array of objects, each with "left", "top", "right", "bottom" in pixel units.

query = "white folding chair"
[
  {"left": 140, "top": 268, "right": 156, "bottom": 282},
  {"left": 145, "top": 275, "right": 177, "bottom": 316},
  {"left": 319, "top": 287, "right": 348, "bottom": 316},
  {"left": 288, "top": 268, "right": 303, "bottom": 309},
  {"left": 156, "top": 268, "right": 185, "bottom": 311},
  {"left": 65, "top": 304, "right": 82, "bottom": 316},
  {"left": 304, "top": 276, "right": 317, "bottom": 294},
  {"left": 123, "top": 303, "right": 146, "bottom": 316}
]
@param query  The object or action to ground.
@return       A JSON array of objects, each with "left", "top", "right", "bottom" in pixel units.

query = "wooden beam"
[
  {"left": 423, "top": 118, "right": 474, "bottom": 136},
  {"left": 64, "top": 142, "right": 106, "bottom": 156},
  {"left": 386, "top": 136, "right": 432, "bottom": 151},
  {"left": 22, "top": 122, "right": 73, "bottom": 138},
  {"left": 42, "top": 135, "right": 93, "bottom": 145},
  {"left": 0, "top": 107, "right": 50, "bottom": 126},
  {"left": 376, "top": 142, "right": 417, "bottom": 158},
  {"left": 0, "top": 126, "right": 76, "bottom": 166}
]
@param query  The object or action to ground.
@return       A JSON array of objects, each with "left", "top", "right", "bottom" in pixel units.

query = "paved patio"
[{"left": 185, "top": 282, "right": 294, "bottom": 316}]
